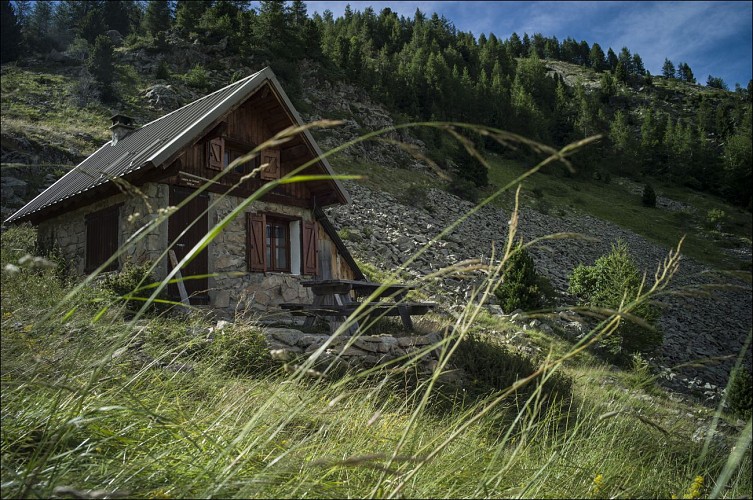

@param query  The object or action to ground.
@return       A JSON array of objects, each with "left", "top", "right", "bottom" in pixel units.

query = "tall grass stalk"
[{"left": 1, "top": 121, "right": 750, "bottom": 498}]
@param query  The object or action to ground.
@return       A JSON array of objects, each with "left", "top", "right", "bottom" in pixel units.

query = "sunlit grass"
[{"left": 1, "top": 122, "right": 750, "bottom": 499}]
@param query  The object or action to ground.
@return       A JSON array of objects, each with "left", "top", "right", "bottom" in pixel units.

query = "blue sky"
[{"left": 304, "top": 1, "right": 753, "bottom": 88}]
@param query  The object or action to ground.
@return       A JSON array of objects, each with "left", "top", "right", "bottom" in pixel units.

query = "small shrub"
[
  {"left": 494, "top": 243, "right": 550, "bottom": 312},
  {"left": 705, "top": 208, "right": 727, "bottom": 230},
  {"left": 154, "top": 59, "right": 170, "bottom": 80},
  {"left": 446, "top": 177, "right": 479, "bottom": 203},
  {"left": 99, "top": 260, "right": 164, "bottom": 313},
  {"left": 568, "top": 240, "right": 662, "bottom": 359},
  {"left": 453, "top": 333, "right": 572, "bottom": 402},
  {"left": 727, "top": 366, "right": 752, "bottom": 420},
  {"left": 182, "top": 63, "right": 210, "bottom": 91},
  {"left": 642, "top": 183, "right": 657, "bottom": 207},
  {"left": 210, "top": 324, "right": 274, "bottom": 376},
  {"left": 403, "top": 184, "right": 429, "bottom": 208}
]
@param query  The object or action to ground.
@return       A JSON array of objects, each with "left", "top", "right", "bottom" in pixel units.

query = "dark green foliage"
[
  {"left": 175, "top": 0, "right": 211, "bottom": 36},
  {"left": 210, "top": 325, "right": 275, "bottom": 377},
  {"left": 721, "top": 131, "right": 752, "bottom": 207},
  {"left": 494, "top": 243, "right": 545, "bottom": 313},
  {"left": 25, "top": 1, "right": 55, "bottom": 52},
  {"left": 182, "top": 63, "right": 210, "bottom": 91},
  {"left": 676, "top": 62, "right": 695, "bottom": 83},
  {"left": 143, "top": 0, "right": 171, "bottom": 37},
  {"left": 87, "top": 35, "right": 115, "bottom": 101},
  {"left": 614, "top": 61, "right": 628, "bottom": 84},
  {"left": 453, "top": 333, "right": 572, "bottom": 402},
  {"left": 154, "top": 59, "right": 170, "bottom": 80},
  {"left": 642, "top": 183, "right": 657, "bottom": 207},
  {"left": 727, "top": 366, "right": 752, "bottom": 420},
  {"left": 446, "top": 177, "right": 479, "bottom": 203},
  {"left": 662, "top": 58, "right": 675, "bottom": 79},
  {"left": 99, "top": 260, "right": 165, "bottom": 313},
  {"left": 706, "top": 75, "right": 727, "bottom": 90},
  {"left": 1, "top": 0, "right": 21, "bottom": 63},
  {"left": 77, "top": 5, "right": 107, "bottom": 44},
  {"left": 102, "top": 0, "right": 140, "bottom": 37},
  {"left": 568, "top": 241, "right": 663, "bottom": 358},
  {"left": 589, "top": 43, "right": 606, "bottom": 71}
]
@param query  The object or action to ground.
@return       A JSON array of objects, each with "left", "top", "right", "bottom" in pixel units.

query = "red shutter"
[
  {"left": 208, "top": 137, "right": 225, "bottom": 170},
  {"left": 247, "top": 213, "right": 266, "bottom": 272},
  {"left": 302, "top": 221, "right": 318, "bottom": 276},
  {"left": 260, "top": 149, "right": 280, "bottom": 180}
]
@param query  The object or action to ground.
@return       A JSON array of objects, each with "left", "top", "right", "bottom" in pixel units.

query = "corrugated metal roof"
[{"left": 5, "top": 67, "right": 350, "bottom": 224}]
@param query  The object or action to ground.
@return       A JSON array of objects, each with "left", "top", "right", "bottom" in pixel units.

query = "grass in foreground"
[
  {"left": 1, "top": 257, "right": 750, "bottom": 498},
  {"left": 1, "top": 125, "right": 750, "bottom": 499}
]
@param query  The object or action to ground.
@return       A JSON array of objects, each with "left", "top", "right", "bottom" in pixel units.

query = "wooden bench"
[
  {"left": 279, "top": 279, "right": 436, "bottom": 333},
  {"left": 280, "top": 301, "right": 436, "bottom": 317}
]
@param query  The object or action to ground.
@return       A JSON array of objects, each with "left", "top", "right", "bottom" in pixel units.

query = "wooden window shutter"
[
  {"left": 247, "top": 213, "right": 266, "bottom": 272},
  {"left": 302, "top": 221, "right": 318, "bottom": 275},
  {"left": 85, "top": 205, "right": 119, "bottom": 273},
  {"left": 260, "top": 148, "right": 280, "bottom": 180},
  {"left": 208, "top": 137, "right": 225, "bottom": 171}
]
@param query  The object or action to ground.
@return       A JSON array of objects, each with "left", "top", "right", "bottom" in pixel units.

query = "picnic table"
[{"left": 280, "top": 279, "right": 435, "bottom": 334}]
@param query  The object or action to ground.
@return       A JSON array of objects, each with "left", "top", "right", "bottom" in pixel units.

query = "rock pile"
[{"left": 326, "top": 181, "right": 752, "bottom": 391}]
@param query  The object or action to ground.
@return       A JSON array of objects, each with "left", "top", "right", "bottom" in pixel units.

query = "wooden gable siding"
[{"left": 173, "top": 95, "right": 312, "bottom": 204}]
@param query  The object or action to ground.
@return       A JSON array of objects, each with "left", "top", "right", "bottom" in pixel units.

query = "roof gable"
[{"left": 5, "top": 67, "right": 349, "bottom": 225}]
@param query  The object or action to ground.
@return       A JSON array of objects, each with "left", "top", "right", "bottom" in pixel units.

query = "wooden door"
[{"left": 168, "top": 186, "right": 209, "bottom": 305}]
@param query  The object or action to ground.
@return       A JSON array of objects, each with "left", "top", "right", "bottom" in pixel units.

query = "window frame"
[
  {"left": 247, "top": 212, "right": 314, "bottom": 275},
  {"left": 265, "top": 216, "right": 291, "bottom": 273}
]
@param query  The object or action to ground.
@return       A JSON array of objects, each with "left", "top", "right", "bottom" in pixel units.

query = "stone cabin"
[{"left": 5, "top": 67, "right": 364, "bottom": 314}]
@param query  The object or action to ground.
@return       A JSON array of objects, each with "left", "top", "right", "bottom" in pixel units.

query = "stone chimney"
[{"left": 109, "top": 113, "right": 135, "bottom": 145}]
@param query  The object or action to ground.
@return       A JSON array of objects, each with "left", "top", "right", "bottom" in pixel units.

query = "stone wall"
[
  {"left": 207, "top": 194, "right": 316, "bottom": 316},
  {"left": 38, "top": 182, "right": 169, "bottom": 276},
  {"left": 35, "top": 185, "right": 358, "bottom": 319}
]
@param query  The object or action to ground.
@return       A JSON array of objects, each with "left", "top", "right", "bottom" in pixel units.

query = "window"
[
  {"left": 85, "top": 205, "right": 120, "bottom": 273},
  {"left": 247, "top": 213, "right": 317, "bottom": 275},
  {"left": 266, "top": 218, "right": 290, "bottom": 272},
  {"left": 207, "top": 136, "right": 260, "bottom": 175}
]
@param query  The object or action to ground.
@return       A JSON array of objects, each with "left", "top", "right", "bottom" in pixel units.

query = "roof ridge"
[{"left": 137, "top": 68, "right": 266, "bottom": 130}]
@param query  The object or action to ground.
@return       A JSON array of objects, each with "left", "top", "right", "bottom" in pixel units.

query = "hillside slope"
[{"left": 1, "top": 47, "right": 751, "bottom": 395}]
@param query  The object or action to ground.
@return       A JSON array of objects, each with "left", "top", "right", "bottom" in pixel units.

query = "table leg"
[
  {"left": 303, "top": 294, "right": 324, "bottom": 329},
  {"left": 333, "top": 293, "right": 359, "bottom": 335},
  {"left": 395, "top": 291, "right": 413, "bottom": 330}
]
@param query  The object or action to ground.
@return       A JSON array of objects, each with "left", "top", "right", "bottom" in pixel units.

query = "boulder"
[{"left": 144, "top": 84, "right": 182, "bottom": 111}]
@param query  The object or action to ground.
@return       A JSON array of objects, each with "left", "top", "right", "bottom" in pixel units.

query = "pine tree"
[
  {"left": 589, "top": 42, "right": 606, "bottom": 71},
  {"left": 1, "top": 0, "right": 21, "bottom": 63},
  {"left": 103, "top": 1, "right": 139, "bottom": 37},
  {"left": 143, "top": 0, "right": 172, "bottom": 37},
  {"left": 78, "top": 3, "right": 107, "bottom": 44},
  {"left": 26, "top": 0, "right": 55, "bottom": 52},
  {"left": 631, "top": 53, "right": 645, "bottom": 76},
  {"left": 610, "top": 110, "right": 632, "bottom": 152},
  {"left": 257, "top": 0, "right": 291, "bottom": 56},
  {"left": 614, "top": 60, "right": 628, "bottom": 83},
  {"left": 706, "top": 75, "right": 727, "bottom": 90},
  {"left": 52, "top": 1, "right": 99, "bottom": 49},
  {"left": 618, "top": 46, "right": 632, "bottom": 75},
  {"left": 662, "top": 58, "right": 675, "bottom": 78},
  {"left": 88, "top": 34, "right": 115, "bottom": 101},
  {"left": 676, "top": 62, "right": 695, "bottom": 83},
  {"left": 606, "top": 47, "right": 618, "bottom": 71}
]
